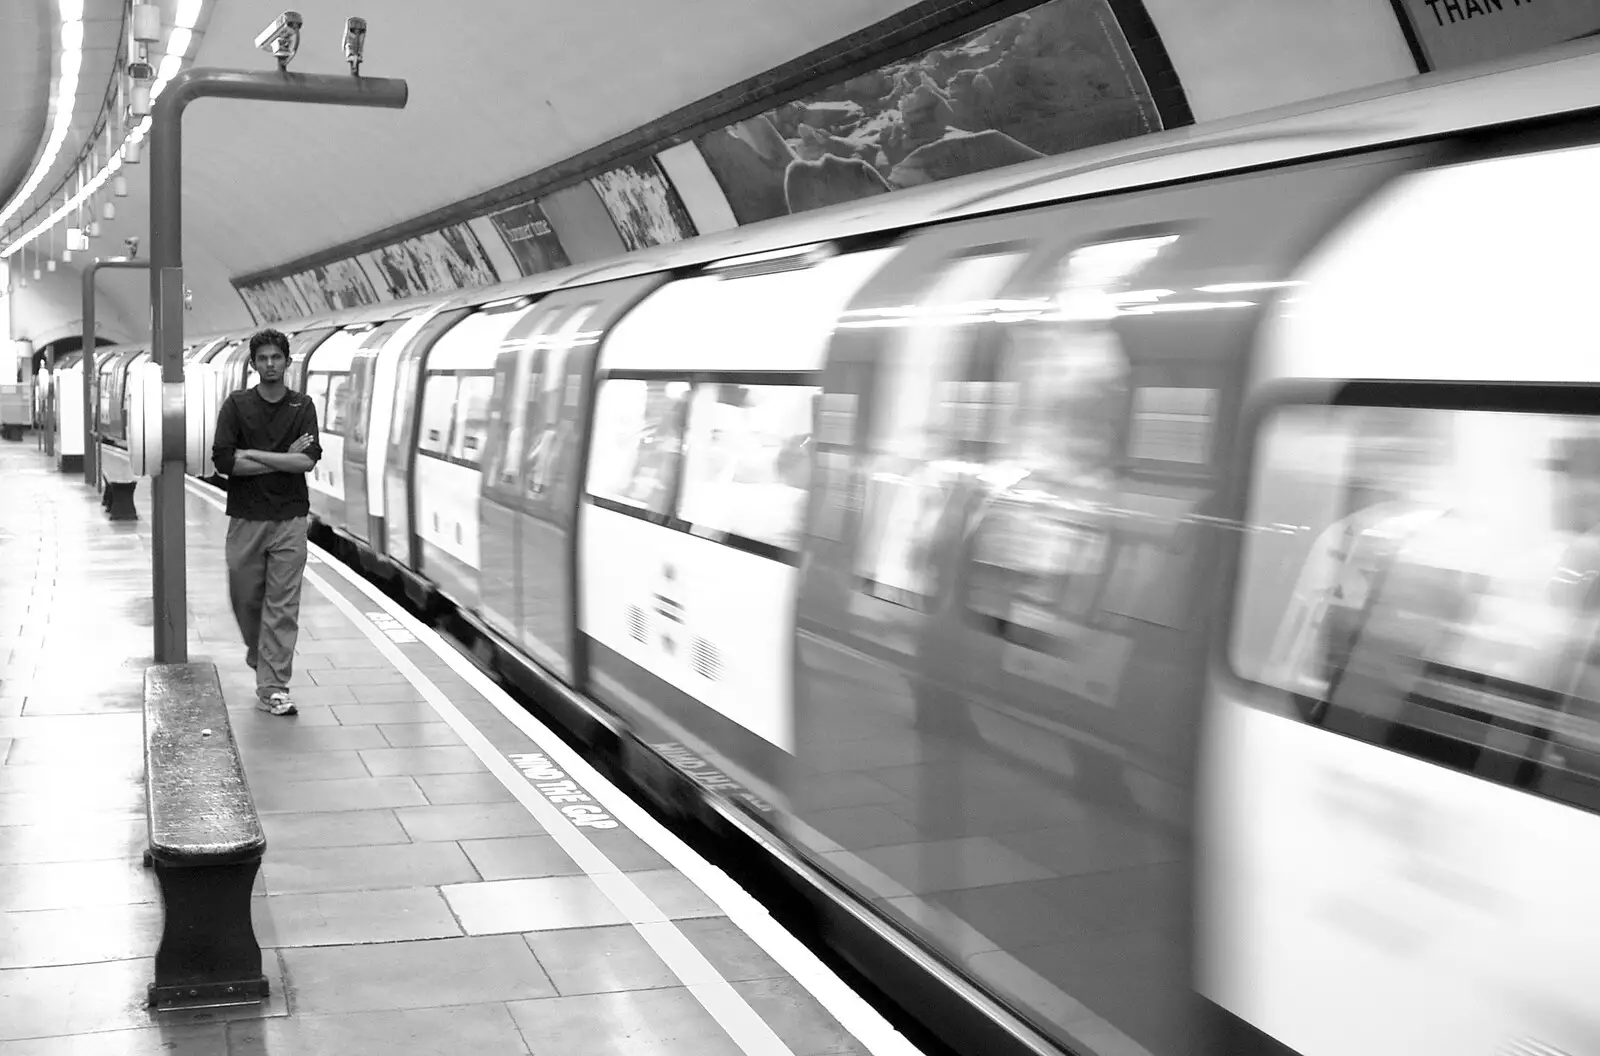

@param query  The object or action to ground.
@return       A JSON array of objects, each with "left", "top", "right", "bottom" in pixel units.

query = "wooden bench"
[{"left": 143, "top": 662, "right": 269, "bottom": 1008}]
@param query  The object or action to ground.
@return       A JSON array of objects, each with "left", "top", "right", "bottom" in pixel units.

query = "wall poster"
[
  {"left": 488, "top": 198, "right": 572, "bottom": 276},
  {"left": 695, "top": 0, "right": 1161, "bottom": 222}
]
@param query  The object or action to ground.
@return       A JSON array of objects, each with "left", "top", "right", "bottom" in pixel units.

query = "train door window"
[
  {"left": 348, "top": 356, "right": 374, "bottom": 447},
  {"left": 586, "top": 377, "right": 690, "bottom": 516},
  {"left": 324, "top": 374, "right": 353, "bottom": 435},
  {"left": 1233, "top": 400, "right": 1600, "bottom": 814},
  {"left": 304, "top": 373, "right": 331, "bottom": 427},
  {"left": 679, "top": 382, "right": 818, "bottom": 554},
  {"left": 484, "top": 310, "right": 565, "bottom": 493},
  {"left": 963, "top": 234, "right": 1177, "bottom": 659},
  {"left": 853, "top": 250, "right": 1026, "bottom": 608},
  {"left": 448, "top": 373, "right": 495, "bottom": 466},
  {"left": 483, "top": 351, "right": 525, "bottom": 490},
  {"left": 525, "top": 305, "right": 596, "bottom": 499},
  {"left": 417, "top": 373, "right": 458, "bottom": 457}
]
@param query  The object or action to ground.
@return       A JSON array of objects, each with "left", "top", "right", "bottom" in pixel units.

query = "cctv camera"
[
  {"left": 342, "top": 17, "right": 367, "bottom": 75},
  {"left": 124, "top": 236, "right": 140, "bottom": 259},
  {"left": 254, "top": 11, "right": 303, "bottom": 69}
]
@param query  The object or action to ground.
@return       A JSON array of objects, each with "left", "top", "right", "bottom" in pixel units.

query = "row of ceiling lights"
[{"left": 1, "top": 0, "right": 207, "bottom": 284}]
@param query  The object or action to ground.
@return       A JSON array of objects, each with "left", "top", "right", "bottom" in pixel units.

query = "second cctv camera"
[
  {"left": 343, "top": 17, "right": 367, "bottom": 75},
  {"left": 254, "top": 10, "right": 304, "bottom": 68}
]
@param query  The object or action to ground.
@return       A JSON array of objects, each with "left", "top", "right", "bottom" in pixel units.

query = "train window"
[
  {"left": 390, "top": 353, "right": 421, "bottom": 451},
  {"left": 525, "top": 305, "right": 597, "bottom": 500},
  {"left": 854, "top": 251, "right": 1025, "bottom": 608},
  {"left": 964, "top": 235, "right": 1172, "bottom": 659},
  {"left": 448, "top": 373, "right": 495, "bottom": 467},
  {"left": 324, "top": 374, "right": 352, "bottom": 435},
  {"left": 347, "top": 358, "right": 372, "bottom": 447},
  {"left": 304, "top": 373, "right": 330, "bottom": 424},
  {"left": 678, "top": 383, "right": 817, "bottom": 553},
  {"left": 1234, "top": 403, "right": 1600, "bottom": 813},
  {"left": 417, "top": 373, "right": 458, "bottom": 457},
  {"left": 586, "top": 378, "right": 689, "bottom": 515},
  {"left": 483, "top": 352, "right": 526, "bottom": 490}
]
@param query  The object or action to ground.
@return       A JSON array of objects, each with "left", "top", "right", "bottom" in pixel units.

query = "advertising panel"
[
  {"left": 488, "top": 198, "right": 572, "bottom": 277},
  {"left": 369, "top": 223, "right": 501, "bottom": 301},
  {"left": 238, "top": 278, "right": 310, "bottom": 325},
  {"left": 695, "top": 0, "right": 1161, "bottom": 222},
  {"left": 290, "top": 258, "right": 383, "bottom": 312},
  {"left": 589, "top": 159, "right": 699, "bottom": 251}
]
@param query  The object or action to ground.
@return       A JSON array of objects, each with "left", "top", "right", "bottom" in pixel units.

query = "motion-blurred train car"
[{"left": 88, "top": 39, "right": 1600, "bottom": 1056}]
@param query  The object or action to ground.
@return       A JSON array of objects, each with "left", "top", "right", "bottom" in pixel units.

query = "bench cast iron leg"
[
  {"left": 106, "top": 482, "right": 138, "bottom": 521},
  {"left": 147, "top": 857, "right": 269, "bottom": 1007}
]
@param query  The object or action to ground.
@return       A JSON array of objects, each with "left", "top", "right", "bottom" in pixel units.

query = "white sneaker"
[{"left": 256, "top": 692, "right": 298, "bottom": 717}]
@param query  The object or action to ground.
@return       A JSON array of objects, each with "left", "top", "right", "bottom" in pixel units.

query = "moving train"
[{"left": 76, "top": 40, "right": 1600, "bottom": 1056}]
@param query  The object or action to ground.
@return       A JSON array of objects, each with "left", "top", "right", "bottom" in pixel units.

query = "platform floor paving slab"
[{"left": 0, "top": 443, "right": 892, "bottom": 1056}]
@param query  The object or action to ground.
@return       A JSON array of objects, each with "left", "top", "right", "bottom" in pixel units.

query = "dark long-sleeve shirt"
[{"left": 212, "top": 387, "right": 322, "bottom": 521}]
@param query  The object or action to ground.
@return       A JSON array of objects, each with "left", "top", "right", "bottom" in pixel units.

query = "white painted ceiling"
[{"left": 6, "top": 0, "right": 920, "bottom": 340}]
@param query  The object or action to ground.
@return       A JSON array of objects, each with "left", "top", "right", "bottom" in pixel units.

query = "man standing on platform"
[{"left": 211, "top": 328, "right": 321, "bottom": 717}]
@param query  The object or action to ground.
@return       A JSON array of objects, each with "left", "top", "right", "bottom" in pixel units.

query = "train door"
[
  {"left": 512, "top": 301, "right": 609, "bottom": 684},
  {"left": 479, "top": 274, "right": 664, "bottom": 686},
  {"left": 1201, "top": 139, "right": 1600, "bottom": 1056},
  {"left": 382, "top": 308, "right": 469, "bottom": 573},
  {"left": 479, "top": 304, "right": 570, "bottom": 662},
  {"left": 339, "top": 319, "right": 408, "bottom": 544},
  {"left": 362, "top": 310, "right": 438, "bottom": 554},
  {"left": 412, "top": 301, "right": 532, "bottom": 611},
  {"left": 302, "top": 328, "right": 375, "bottom": 530},
  {"left": 287, "top": 327, "right": 337, "bottom": 393}
]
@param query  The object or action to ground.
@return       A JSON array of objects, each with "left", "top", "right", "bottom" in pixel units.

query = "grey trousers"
[{"left": 225, "top": 516, "right": 308, "bottom": 700}]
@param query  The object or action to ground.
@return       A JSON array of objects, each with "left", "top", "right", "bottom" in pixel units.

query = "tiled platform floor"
[{"left": 0, "top": 441, "right": 889, "bottom": 1056}]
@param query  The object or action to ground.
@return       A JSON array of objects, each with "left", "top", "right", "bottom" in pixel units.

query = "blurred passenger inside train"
[
  {"left": 1261, "top": 406, "right": 1454, "bottom": 704},
  {"left": 1255, "top": 408, "right": 1600, "bottom": 804}
]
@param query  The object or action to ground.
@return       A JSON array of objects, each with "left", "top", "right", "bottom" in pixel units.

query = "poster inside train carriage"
[
  {"left": 368, "top": 223, "right": 502, "bottom": 301},
  {"left": 694, "top": 0, "right": 1163, "bottom": 222},
  {"left": 488, "top": 198, "right": 572, "bottom": 276}
]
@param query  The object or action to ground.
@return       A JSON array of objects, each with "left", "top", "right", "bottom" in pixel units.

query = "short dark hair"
[{"left": 248, "top": 328, "right": 290, "bottom": 362}]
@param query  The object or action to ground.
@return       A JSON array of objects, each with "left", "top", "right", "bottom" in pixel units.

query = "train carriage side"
[
  {"left": 788, "top": 143, "right": 1436, "bottom": 1056},
  {"left": 1199, "top": 124, "right": 1600, "bottom": 1056}
]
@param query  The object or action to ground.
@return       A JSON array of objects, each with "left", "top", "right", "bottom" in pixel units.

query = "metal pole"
[
  {"left": 81, "top": 258, "right": 150, "bottom": 488},
  {"left": 148, "top": 67, "right": 407, "bottom": 663}
]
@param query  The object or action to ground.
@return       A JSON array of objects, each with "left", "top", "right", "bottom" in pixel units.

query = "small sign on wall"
[{"left": 1395, "top": 0, "right": 1600, "bottom": 71}]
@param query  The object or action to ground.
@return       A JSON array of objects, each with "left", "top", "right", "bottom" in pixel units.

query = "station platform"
[{"left": 0, "top": 439, "right": 914, "bottom": 1056}]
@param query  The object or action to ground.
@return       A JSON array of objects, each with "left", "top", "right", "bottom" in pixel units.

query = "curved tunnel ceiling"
[
  {"left": 186, "top": 0, "right": 922, "bottom": 277},
  {"left": 0, "top": 0, "right": 53, "bottom": 209},
  {"left": 15, "top": 0, "right": 938, "bottom": 341}
]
